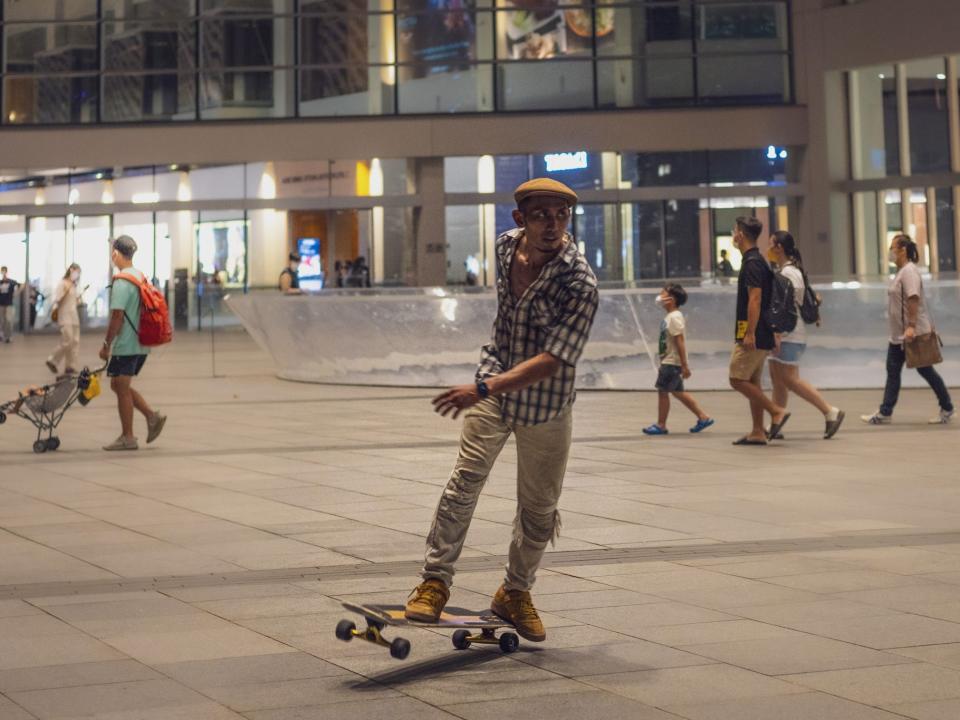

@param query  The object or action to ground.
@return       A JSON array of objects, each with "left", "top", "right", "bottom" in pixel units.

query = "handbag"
[
  {"left": 901, "top": 278, "right": 943, "bottom": 368},
  {"left": 51, "top": 306, "right": 59, "bottom": 324}
]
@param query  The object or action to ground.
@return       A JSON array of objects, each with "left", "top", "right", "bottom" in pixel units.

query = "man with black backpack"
[
  {"left": 728, "top": 217, "right": 790, "bottom": 446},
  {"left": 98, "top": 236, "right": 167, "bottom": 451}
]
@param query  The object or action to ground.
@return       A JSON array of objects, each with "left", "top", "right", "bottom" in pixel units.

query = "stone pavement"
[{"left": 0, "top": 331, "right": 959, "bottom": 720}]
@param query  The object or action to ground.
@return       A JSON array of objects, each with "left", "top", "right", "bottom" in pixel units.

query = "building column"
[{"left": 411, "top": 157, "right": 446, "bottom": 287}]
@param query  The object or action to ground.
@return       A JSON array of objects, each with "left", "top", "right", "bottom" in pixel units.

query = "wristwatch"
[{"left": 476, "top": 380, "right": 490, "bottom": 399}]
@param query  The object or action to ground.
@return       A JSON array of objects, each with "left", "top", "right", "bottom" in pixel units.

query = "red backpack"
[{"left": 113, "top": 272, "right": 173, "bottom": 347}]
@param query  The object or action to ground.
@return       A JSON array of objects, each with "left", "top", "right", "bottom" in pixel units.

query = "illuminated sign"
[
  {"left": 766, "top": 145, "right": 788, "bottom": 160},
  {"left": 544, "top": 151, "right": 588, "bottom": 172}
]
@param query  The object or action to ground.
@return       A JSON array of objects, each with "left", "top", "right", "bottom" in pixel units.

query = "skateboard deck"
[{"left": 336, "top": 602, "right": 520, "bottom": 660}]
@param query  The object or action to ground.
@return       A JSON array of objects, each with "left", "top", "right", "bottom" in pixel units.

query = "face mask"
[
  {"left": 654, "top": 296, "right": 665, "bottom": 308},
  {"left": 70, "top": 271, "right": 80, "bottom": 282},
  {"left": 888, "top": 248, "right": 898, "bottom": 263}
]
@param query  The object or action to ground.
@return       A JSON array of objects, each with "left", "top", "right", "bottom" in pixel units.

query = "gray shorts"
[{"left": 655, "top": 364, "right": 684, "bottom": 392}]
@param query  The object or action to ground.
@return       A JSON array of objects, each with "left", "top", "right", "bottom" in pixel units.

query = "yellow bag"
[{"left": 78, "top": 373, "right": 101, "bottom": 406}]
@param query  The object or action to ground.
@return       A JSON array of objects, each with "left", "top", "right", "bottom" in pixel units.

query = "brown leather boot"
[
  {"left": 404, "top": 579, "right": 449, "bottom": 622},
  {"left": 490, "top": 584, "right": 546, "bottom": 642}
]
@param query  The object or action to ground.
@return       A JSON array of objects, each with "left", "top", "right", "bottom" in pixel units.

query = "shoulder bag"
[{"left": 902, "top": 276, "right": 943, "bottom": 368}]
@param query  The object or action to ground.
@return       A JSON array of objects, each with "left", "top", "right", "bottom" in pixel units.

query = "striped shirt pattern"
[{"left": 476, "top": 228, "right": 599, "bottom": 426}]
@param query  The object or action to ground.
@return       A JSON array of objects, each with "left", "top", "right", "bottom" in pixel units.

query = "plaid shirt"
[{"left": 476, "top": 228, "right": 599, "bottom": 426}]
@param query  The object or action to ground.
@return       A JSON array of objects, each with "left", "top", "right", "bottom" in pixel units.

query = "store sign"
[
  {"left": 274, "top": 161, "right": 356, "bottom": 199},
  {"left": 544, "top": 152, "right": 588, "bottom": 173}
]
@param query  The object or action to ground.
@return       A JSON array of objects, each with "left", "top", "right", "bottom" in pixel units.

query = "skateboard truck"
[
  {"left": 453, "top": 627, "right": 519, "bottom": 653},
  {"left": 336, "top": 618, "right": 411, "bottom": 660}
]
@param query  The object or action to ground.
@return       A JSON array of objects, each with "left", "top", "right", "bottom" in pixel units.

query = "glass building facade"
[
  {"left": 846, "top": 55, "right": 960, "bottom": 276},
  {"left": 1, "top": 0, "right": 793, "bottom": 124}
]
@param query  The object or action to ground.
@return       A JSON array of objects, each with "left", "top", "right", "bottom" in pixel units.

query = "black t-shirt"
[
  {"left": 0, "top": 278, "right": 18, "bottom": 306},
  {"left": 279, "top": 268, "right": 299, "bottom": 290},
  {"left": 735, "top": 247, "right": 774, "bottom": 350}
]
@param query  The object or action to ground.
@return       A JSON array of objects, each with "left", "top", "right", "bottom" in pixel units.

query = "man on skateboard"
[{"left": 405, "top": 178, "right": 599, "bottom": 642}]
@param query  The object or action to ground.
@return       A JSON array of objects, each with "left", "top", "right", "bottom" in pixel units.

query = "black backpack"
[
  {"left": 763, "top": 268, "right": 798, "bottom": 334},
  {"left": 798, "top": 268, "right": 821, "bottom": 325}
]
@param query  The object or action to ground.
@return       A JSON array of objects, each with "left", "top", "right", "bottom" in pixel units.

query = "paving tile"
[
  {"left": 0, "top": 636, "right": 126, "bottom": 671},
  {"left": 244, "top": 696, "right": 459, "bottom": 720},
  {"left": 8, "top": 679, "right": 210, "bottom": 718},
  {"left": 200, "top": 676, "right": 399, "bottom": 712},
  {"left": 155, "top": 652, "right": 350, "bottom": 688},
  {"left": 680, "top": 635, "right": 914, "bottom": 675},
  {"left": 0, "top": 660, "right": 159, "bottom": 693},
  {"left": 0, "top": 695, "right": 34, "bottom": 720},
  {"left": 633, "top": 619, "right": 804, "bottom": 647},
  {"left": 443, "top": 690, "right": 682, "bottom": 720},
  {"left": 579, "top": 664, "right": 807, "bottom": 706},
  {"left": 665, "top": 692, "right": 908, "bottom": 720},
  {"left": 783, "top": 663, "right": 960, "bottom": 705},
  {"left": 98, "top": 626, "right": 293, "bottom": 665},
  {"left": 886, "top": 698, "right": 960, "bottom": 720},
  {"left": 516, "top": 639, "right": 710, "bottom": 676},
  {"left": 557, "top": 602, "right": 736, "bottom": 634}
]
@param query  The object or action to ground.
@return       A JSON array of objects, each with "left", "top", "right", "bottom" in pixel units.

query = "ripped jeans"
[{"left": 422, "top": 396, "right": 572, "bottom": 592}]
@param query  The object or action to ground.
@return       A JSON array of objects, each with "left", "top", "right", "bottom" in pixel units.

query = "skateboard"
[{"left": 335, "top": 602, "right": 520, "bottom": 660}]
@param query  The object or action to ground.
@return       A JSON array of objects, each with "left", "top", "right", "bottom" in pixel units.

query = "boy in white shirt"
[{"left": 644, "top": 284, "right": 714, "bottom": 435}]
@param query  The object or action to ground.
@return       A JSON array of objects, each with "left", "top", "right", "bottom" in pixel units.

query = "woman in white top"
[
  {"left": 862, "top": 234, "right": 954, "bottom": 425},
  {"left": 46, "top": 263, "right": 82, "bottom": 375},
  {"left": 767, "top": 231, "right": 844, "bottom": 439}
]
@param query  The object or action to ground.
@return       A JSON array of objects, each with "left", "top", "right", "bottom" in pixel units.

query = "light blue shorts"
[{"left": 769, "top": 341, "right": 806, "bottom": 366}]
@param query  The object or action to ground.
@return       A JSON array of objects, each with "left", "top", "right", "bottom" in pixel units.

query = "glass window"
[
  {"left": 664, "top": 199, "right": 700, "bottom": 277},
  {"left": 3, "top": 0, "right": 96, "bottom": 21},
  {"left": 397, "top": 5, "right": 483, "bottom": 67},
  {"left": 709, "top": 148, "right": 788, "bottom": 184},
  {"left": 632, "top": 201, "right": 665, "bottom": 280},
  {"left": 200, "top": 15, "right": 274, "bottom": 69},
  {"left": 102, "top": 0, "right": 193, "bottom": 18},
  {"left": 573, "top": 203, "right": 621, "bottom": 282},
  {"left": 5, "top": 75, "right": 99, "bottom": 124},
  {"left": 531, "top": 151, "right": 602, "bottom": 190},
  {"left": 496, "top": 4, "right": 593, "bottom": 59},
  {"left": 398, "top": 63, "right": 491, "bottom": 114},
  {"left": 698, "top": 53, "right": 789, "bottom": 104},
  {"left": 700, "top": 2, "right": 782, "bottom": 41},
  {"left": 104, "top": 20, "right": 196, "bottom": 72},
  {"left": 300, "top": 66, "right": 395, "bottom": 117},
  {"left": 200, "top": 69, "right": 290, "bottom": 118},
  {"left": 498, "top": 59, "right": 593, "bottom": 111},
  {"left": 494, "top": 155, "right": 531, "bottom": 193},
  {"left": 621, "top": 151, "right": 708, "bottom": 187},
  {"left": 445, "top": 204, "right": 483, "bottom": 285},
  {"left": 4, "top": 22, "right": 99, "bottom": 73},
  {"left": 905, "top": 58, "right": 950, "bottom": 174},
  {"left": 597, "top": 57, "right": 696, "bottom": 109},
  {"left": 934, "top": 188, "right": 956, "bottom": 272}
]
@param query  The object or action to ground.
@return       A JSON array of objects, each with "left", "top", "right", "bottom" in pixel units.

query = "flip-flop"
[
  {"left": 733, "top": 436, "right": 768, "bottom": 446},
  {"left": 768, "top": 412, "right": 792, "bottom": 439}
]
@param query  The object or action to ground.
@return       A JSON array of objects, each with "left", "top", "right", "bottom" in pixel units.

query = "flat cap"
[{"left": 514, "top": 178, "right": 578, "bottom": 207}]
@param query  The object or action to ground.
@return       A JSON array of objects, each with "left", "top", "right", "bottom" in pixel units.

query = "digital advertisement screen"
[{"left": 297, "top": 237, "right": 324, "bottom": 291}]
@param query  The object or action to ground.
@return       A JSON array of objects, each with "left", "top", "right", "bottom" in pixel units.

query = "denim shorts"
[
  {"left": 655, "top": 363, "right": 684, "bottom": 392},
  {"left": 107, "top": 354, "right": 148, "bottom": 377},
  {"left": 769, "top": 341, "right": 806, "bottom": 366}
]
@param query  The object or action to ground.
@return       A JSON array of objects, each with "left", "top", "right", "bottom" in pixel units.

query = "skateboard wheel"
[
  {"left": 0, "top": 411, "right": 6, "bottom": 424},
  {"left": 33, "top": 440, "right": 47, "bottom": 454},
  {"left": 390, "top": 637, "right": 411, "bottom": 660},
  {"left": 46, "top": 437, "right": 60, "bottom": 451},
  {"left": 335, "top": 619, "right": 356, "bottom": 642},
  {"left": 498, "top": 632, "right": 519, "bottom": 653},
  {"left": 452, "top": 629, "right": 472, "bottom": 650}
]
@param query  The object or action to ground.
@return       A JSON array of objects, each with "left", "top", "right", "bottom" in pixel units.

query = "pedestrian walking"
[
  {"left": 862, "top": 233, "right": 953, "bottom": 425},
  {"left": 404, "top": 178, "right": 598, "bottom": 643},
  {"left": 98, "top": 236, "right": 167, "bottom": 451},
  {"left": 728, "top": 216, "right": 790, "bottom": 446},
  {"left": 766, "top": 231, "right": 845, "bottom": 439},
  {"left": 0, "top": 266, "right": 18, "bottom": 343},
  {"left": 45, "top": 264, "right": 82, "bottom": 375},
  {"left": 643, "top": 283, "right": 714, "bottom": 436}
]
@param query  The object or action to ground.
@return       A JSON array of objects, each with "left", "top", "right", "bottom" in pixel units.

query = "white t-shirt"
[
  {"left": 888, "top": 262, "right": 932, "bottom": 344},
  {"left": 53, "top": 279, "right": 80, "bottom": 327},
  {"left": 778, "top": 264, "right": 806, "bottom": 344},
  {"left": 658, "top": 310, "right": 685, "bottom": 366}
]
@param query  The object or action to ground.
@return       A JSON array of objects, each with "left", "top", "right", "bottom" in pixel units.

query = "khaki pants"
[
  {"left": 0, "top": 305, "right": 13, "bottom": 339},
  {"left": 422, "top": 396, "right": 573, "bottom": 592},
  {"left": 49, "top": 324, "right": 80, "bottom": 371}
]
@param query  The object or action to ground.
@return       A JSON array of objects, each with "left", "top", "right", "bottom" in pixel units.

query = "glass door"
[
  {"left": 26, "top": 216, "right": 68, "bottom": 328},
  {"left": 69, "top": 215, "right": 112, "bottom": 325}
]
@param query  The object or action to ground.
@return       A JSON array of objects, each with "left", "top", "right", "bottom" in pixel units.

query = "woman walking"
[
  {"left": 862, "top": 234, "right": 954, "bottom": 425},
  {"left": 45, "top": 263, "right": 82, "bottom": 376},
  {"left": 767, "top": 231, "right": 845, "bottom": 439}
]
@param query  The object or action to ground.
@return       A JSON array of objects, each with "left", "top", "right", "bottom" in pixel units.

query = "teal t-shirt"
[{"left": 110, "top": 268, "right": 149, "bottom": 356}]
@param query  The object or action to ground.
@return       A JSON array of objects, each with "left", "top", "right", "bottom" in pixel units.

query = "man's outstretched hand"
[{"left": 432, "top": 385, "right": 481, "bottom": 419}]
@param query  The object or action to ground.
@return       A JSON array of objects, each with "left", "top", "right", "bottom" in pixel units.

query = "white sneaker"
[
  {"left": 929, "top": 409, "right": 955, "bottom": 425},
  {"left": 860, "top": 412, "right": 891, "bottom": 425},
  {"left": 103, "top": 435, "right": 138, "bottom": 451}
]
